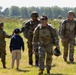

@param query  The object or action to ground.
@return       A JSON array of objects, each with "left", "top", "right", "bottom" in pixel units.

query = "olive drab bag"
[
  {"left": 23, "top": 21, "right": 32, "bottom": 39},
  {"left": 23, "top": 20, "right": 40, "bottom": 39},
  {"left": 22, "top": 22, "right": 29, "bottom": 39}
]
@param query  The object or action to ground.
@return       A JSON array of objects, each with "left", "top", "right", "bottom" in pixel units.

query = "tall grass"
[{"left": 0, "top": 18, "right": 76, "bottom": 75}]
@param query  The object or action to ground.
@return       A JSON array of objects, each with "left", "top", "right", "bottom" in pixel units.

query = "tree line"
[{"left": 0, "top": 6, "right": 76, "bottom": 19}]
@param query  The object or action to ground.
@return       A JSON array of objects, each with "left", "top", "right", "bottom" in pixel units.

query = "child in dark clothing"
[{"left": 10, "top": 28, "right": 24, "bottom": 69}]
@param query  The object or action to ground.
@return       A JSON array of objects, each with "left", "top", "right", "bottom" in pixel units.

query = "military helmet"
[
  {"left": 0, "top": 22, "right": 4, "bottom": 28},
  {"left": 68, "top": 10, "right": 75, "bottom": 17},
  {"left": 53, "top": 47, "right": 61, "bottom": 57},
  {"left": 31, "top": 11, "right": 39, "bottom": 17}
]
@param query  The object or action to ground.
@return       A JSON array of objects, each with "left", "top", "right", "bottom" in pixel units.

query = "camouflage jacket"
[
  {"left": 60, "top": 19, "right": 76, "bottom": 39},
  {"left": 22, "top": 19, "right": 40, "bottom": 39},
  {"left": 0, "top": 29, "right": 11, "bottom": 46},
  {"left": 33, "top": 24, "right": 59, "bottom": 50}
]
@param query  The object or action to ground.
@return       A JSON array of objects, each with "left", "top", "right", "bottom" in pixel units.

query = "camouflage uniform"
[
  {"left": 60, "top": 19, "right": 76, "bottom": 62},
  {"left": 33, "top": 24, "right": 59, "bottom": 71},
  {"left": 0, "top": 22, "right": 11, "bottom": 68},
  {"left": 22, "top": 19, "right": 40, "bottom": 65}
]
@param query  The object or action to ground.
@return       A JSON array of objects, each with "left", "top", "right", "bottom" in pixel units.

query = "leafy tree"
[
  {"left": 10, "top": 6, "right": 21, "bottom": 17},
  {"left": 62, "top": 7, "right": 73, "bottom": 18},
  {"left": 58, "top": 15, "right": 63, "bottom": 19},
  {"left": 73, "top": 7, "right": 76, "bottom": 18},
  {"left": 0, "top": 6, "right": 2, "bottom": 12},
  {"left": 2, "top": 8, "right": 9, "bottom": 17},
  {"left": 43, "top": 7, "right": 53, "bottom": 18},
  {"left": 0, "top": 6, "right": 75, "bottom": 18},
  {"left": 52, "top": 6, "right": 63, "bottom": 18},
  {"left": 20, "top": 7, "right": 28, "bottom": 18}
]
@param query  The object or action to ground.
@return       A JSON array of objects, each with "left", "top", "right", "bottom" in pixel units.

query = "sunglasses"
[{"left": 40, "top": 18, "right": 47, "bottom": 20}]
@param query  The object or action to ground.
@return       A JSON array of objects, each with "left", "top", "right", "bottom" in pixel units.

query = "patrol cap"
[
  {"left": 31, "top": 11, "right": 39, "bottom": 17},
  {"left": 0, "top": 22, "right": 4, "bottom": 28},
  {"left": 14, "top": 28, "right": 20, "bottom": 34},
  {"left": 40, "top": 15, "right": 48, "bottom": 20},
  {"left": 68, "top": 10, "right": 75, "bottom": 17}
]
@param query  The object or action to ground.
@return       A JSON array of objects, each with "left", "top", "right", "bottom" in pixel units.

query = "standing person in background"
[
  {"left": 10, "top": 28, "right": 24, "bottom": 69},
  {"left": 60, "top": 11, "right": 76, "bottom": 62},
  {"left": 21, "top": 11, "right": 40, "bottom": 66},
  {"left": 33, "top": 15, "right": 60, "bottom": 75},
  {"left": 0, "top": 22, "right": 11, "bottom": 68}
]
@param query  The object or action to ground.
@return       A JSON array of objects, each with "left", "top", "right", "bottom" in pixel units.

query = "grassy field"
[{"left": 0, "top": 18, "right": 76, "bottom": 75}]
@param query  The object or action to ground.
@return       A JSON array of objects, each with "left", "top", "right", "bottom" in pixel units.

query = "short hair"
[{"left": 40, "top": 15, "right": 48, "bottom": 20}]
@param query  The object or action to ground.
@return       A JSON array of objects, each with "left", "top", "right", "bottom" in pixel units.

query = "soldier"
[
  {"left": 21, "top": 11, "right": 40, "bottom": 66},
  {"left": 33, "top": 15, "right": 60, "bottom": 75},
  {"left": 60, "top": 11, "right": 76, "bottom": 62},
  {"left": 0, "top": 22, "right": 11, "bottom": 68}
]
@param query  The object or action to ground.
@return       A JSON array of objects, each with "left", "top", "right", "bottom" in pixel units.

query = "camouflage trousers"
[
  {"left": 62, "top": 38, "right": 75, "bottom": 61},
  {"left": 0, "top": 46, "right": 6, "bottom": 67},
  {"left": 38, "top": 44, "right": 53, "bottom": 70},
  {"left": 27, "top": 41, "right": 39, "bottom": 65}
]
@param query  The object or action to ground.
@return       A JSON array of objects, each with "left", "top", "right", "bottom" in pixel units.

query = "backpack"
[
  {"left": 23, "top": 20, "right": 40, "bottom": 39},
  {"left": 37, "top": 24, "right": 56, "bottom": 45},
  {"left": 23, "top": 21, "right": 30, "bottom": 39}
]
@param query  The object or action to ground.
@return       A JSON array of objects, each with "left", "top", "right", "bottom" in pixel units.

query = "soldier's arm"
[
  {"left": 52, "top": 28, "right": 60, "bottom": 49},
  {"left": 9, "top": 37, "right": 13, "bottom": 52},
  {"left": 20, "top": 22, "right": 25, "bottom": 32},
  {"left": 32, "top": 27, "right": 39, "bottom": 51},
  {"left": 20, "top": 21, "right": 30, "bottom": 32},
  {"left": 60, "top": 21, "right": 66, "bottom": 38},
  {"left": 3, "top": 31, "right": 11, "bottom": 38}
]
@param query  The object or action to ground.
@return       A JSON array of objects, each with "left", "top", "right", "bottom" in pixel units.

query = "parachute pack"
[{"left": 23, "top": 20, "right": 40, "bottom": 39}]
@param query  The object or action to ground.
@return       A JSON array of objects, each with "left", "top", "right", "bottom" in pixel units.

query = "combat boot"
[
  {"left": 70, "top": 59, "right": 74, "bottom": 63},
  {"left": 38, "top": 70, "right": 43, "bottom": 75},
  {"left": 2, "top": 63, "right": 6, "bottom": 68},
  {"left": 35, "top": 62, "right": 39, "bottom": 66},
  {"left": 47, "top": 70, "right": 50, "bottom": 75},
  {"left": 1, "top": 58, "right": 6, "bottom": 68},
  {"left": 64, "top": 58, "right": 67, "bottom": 62},
  {"left": 29, "top": 62, "right": 33, "bottom": 65},
  {"left": 29, "top": 60, "right": 33, "bottom": 65},
  {"left": 63, "top": 57, "right": 67, "bottom": 62}
]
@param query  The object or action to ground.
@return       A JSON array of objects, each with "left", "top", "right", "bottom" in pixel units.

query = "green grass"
[{"left": 0, "top": 18, "right": 76, "bottom": 75}]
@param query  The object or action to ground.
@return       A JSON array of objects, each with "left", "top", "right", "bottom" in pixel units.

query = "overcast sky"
[{"left": 0, "top": 0, "right": 76, "bottom": 9}]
